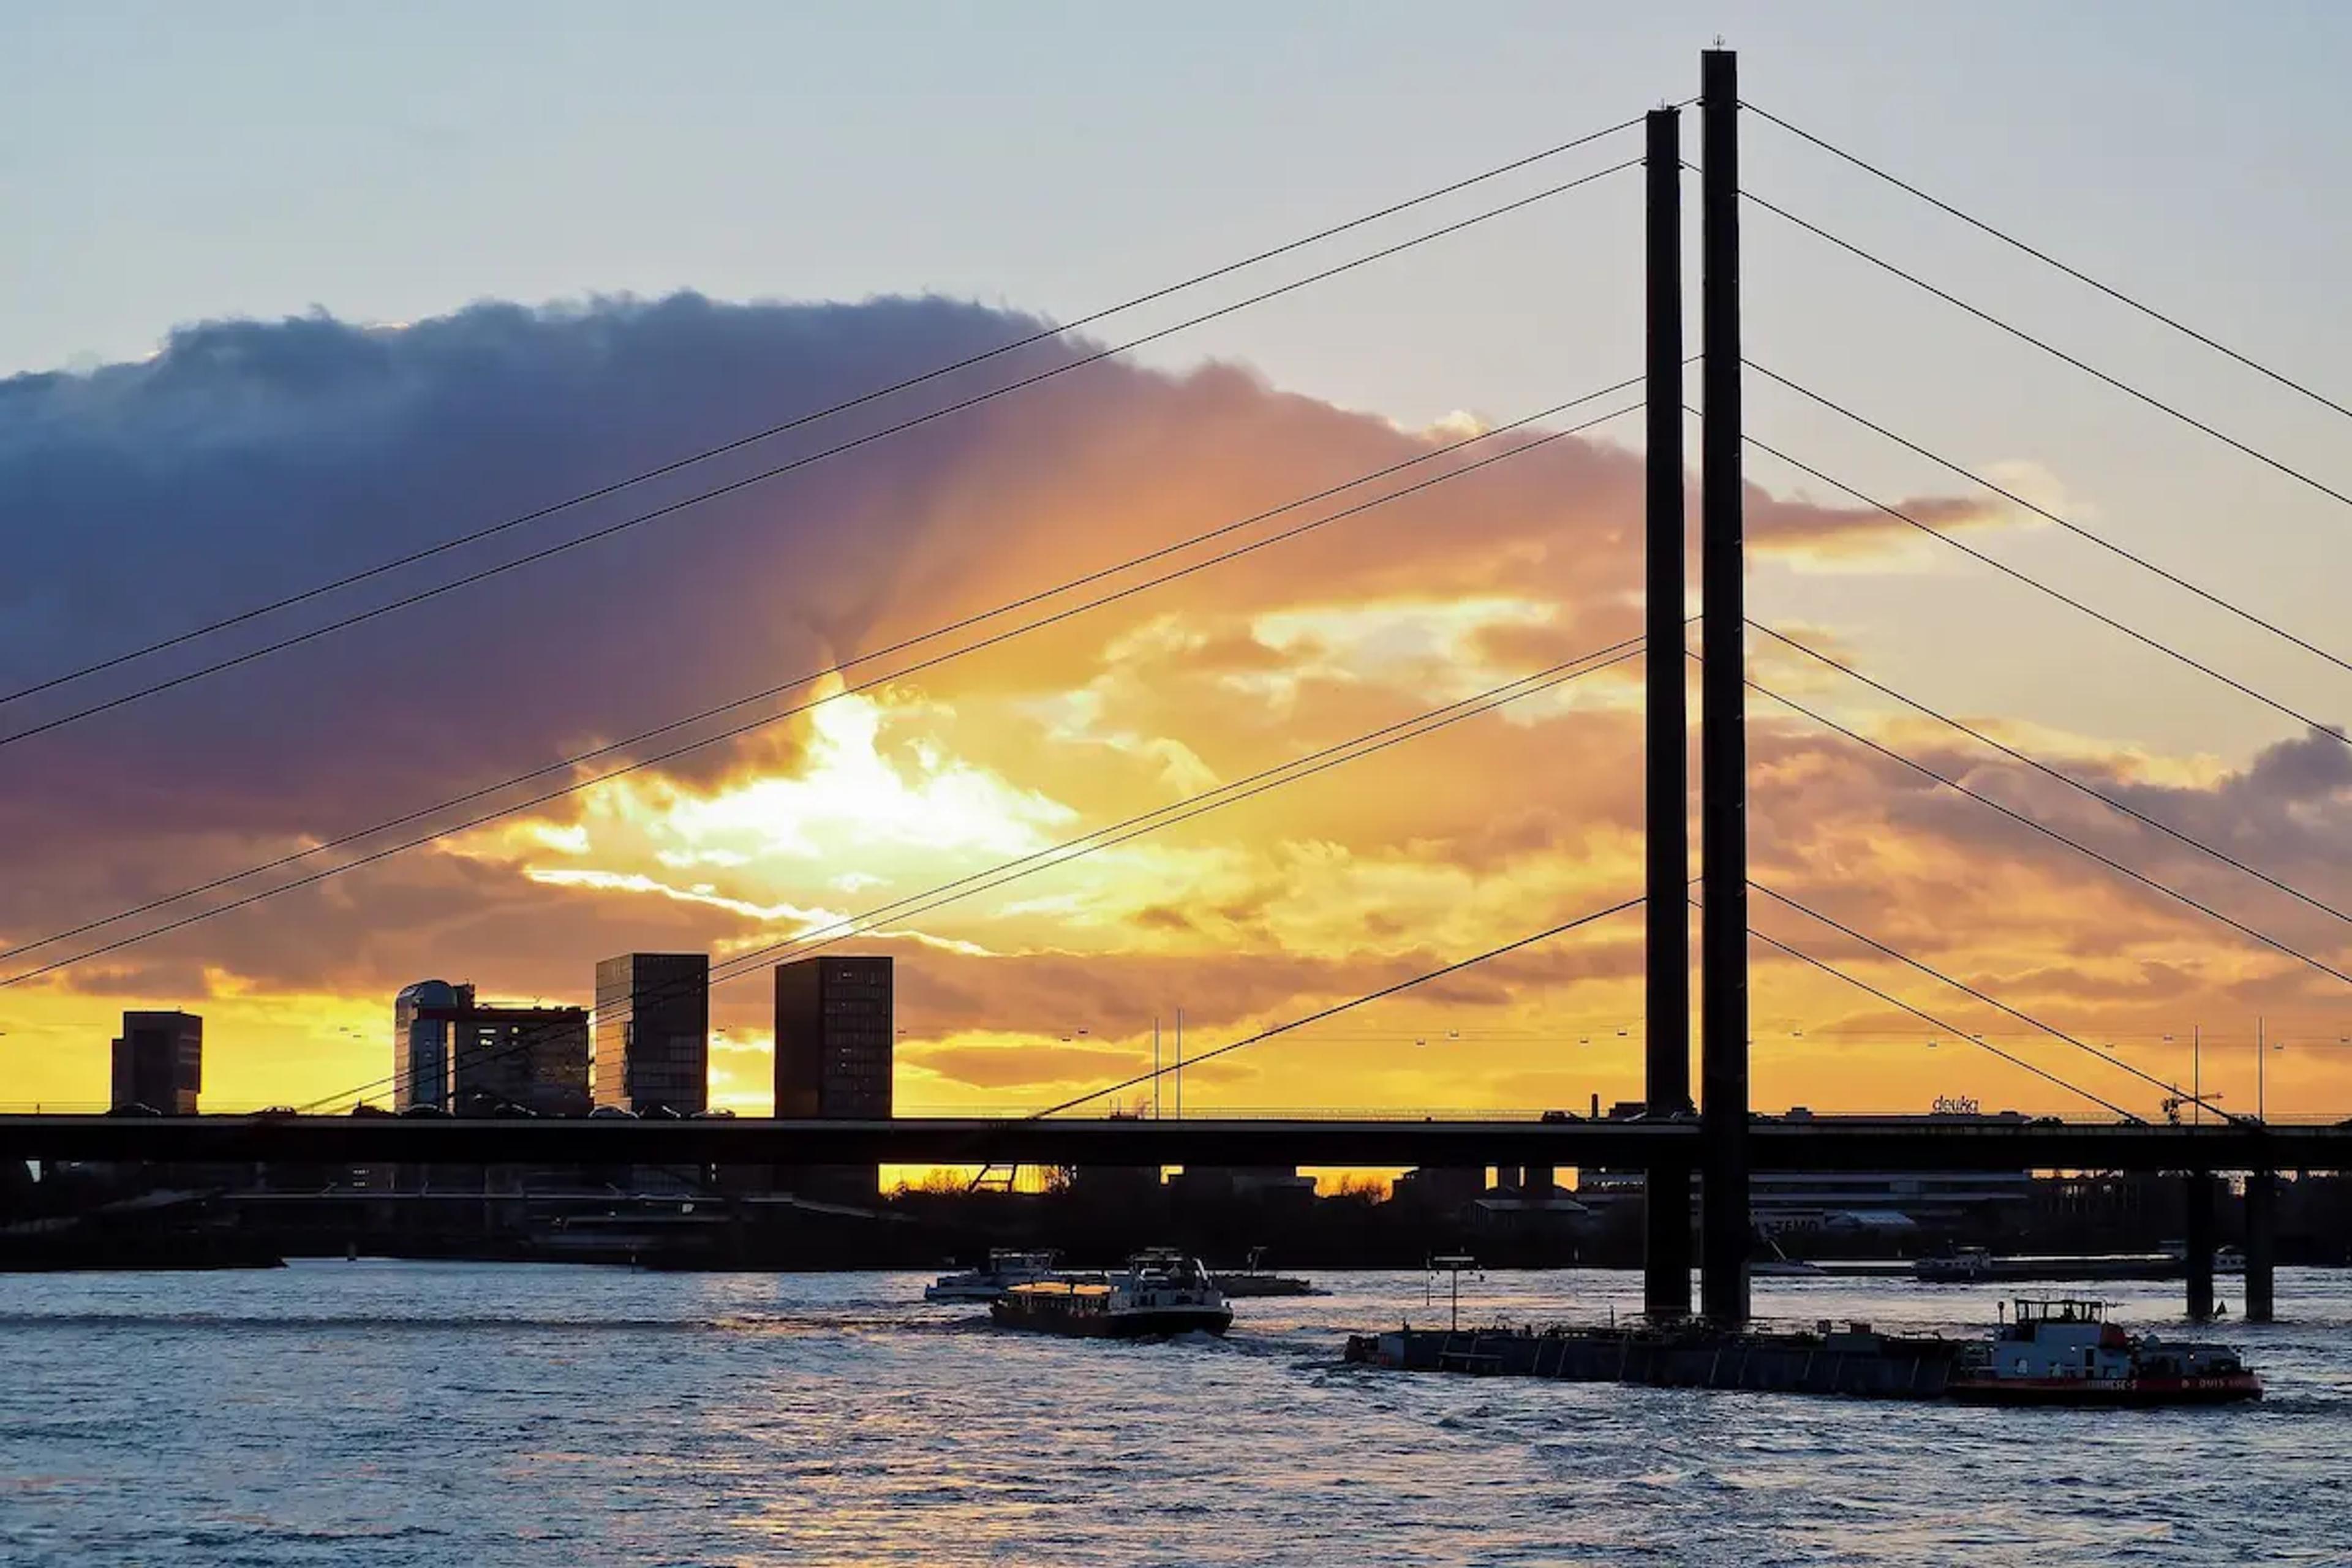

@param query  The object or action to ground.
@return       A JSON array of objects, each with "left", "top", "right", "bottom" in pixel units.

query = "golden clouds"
[{"left": 11, "top": 295, "right": 2351, "bottom": 1128}]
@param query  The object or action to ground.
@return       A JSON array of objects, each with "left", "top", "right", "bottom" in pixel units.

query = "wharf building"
[
  {"left": 1167, "top": 1166, "right": 1317, "bottom": 1207},
  {"left": 1391, "top": 1166, "right": 1487, "bottom": 1212},
  {"left": 594, "top": 953, "right": 710, "bottom": 1115},
  {"left": 110, "top": 1009, "right": 202, "bottom": 1114},
  {"left": 773, "top": 954, "right": 892, "bottom": 1202}
]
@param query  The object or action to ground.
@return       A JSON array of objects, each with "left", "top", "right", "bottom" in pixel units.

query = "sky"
[{"left": 6, "top": 2, "right": 2352, "bottom": 1141}]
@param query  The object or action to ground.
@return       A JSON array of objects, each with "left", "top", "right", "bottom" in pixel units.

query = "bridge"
[{"left": 9, "top": 48, "right": 2351, "bottom": 1332}]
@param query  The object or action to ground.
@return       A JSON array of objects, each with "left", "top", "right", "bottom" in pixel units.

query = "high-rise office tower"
[
  {"left": 774, "top": 955, "right": 893, "bottom": 1118},
  {"left": 774, "top": 955, "right": 892, "bottom": 1201},
  {"left": 594, "top": 953, "right": 709, "bottom": 1114},
  {"left": 111, "top": 1010, "right": 203, "bottom": 1114},
  {"left": 393, "top": 979, "right": 473, "bottom": 1110}
]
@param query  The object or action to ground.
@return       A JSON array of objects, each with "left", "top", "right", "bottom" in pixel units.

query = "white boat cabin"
[{"left": 1984, "top": 1297, "right": 2246, "bottom": 1383}]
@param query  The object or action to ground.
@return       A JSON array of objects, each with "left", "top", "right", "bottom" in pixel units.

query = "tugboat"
[
  {"left": 922, "top": 1249, "right": 1060, "bottom": 1303},
  {"left": 1948, "top": 1297, "right": 2263, "bottom": 1406},
  {"left": 991, "top": 1250, "right": 1234, "bottom": 1338}
]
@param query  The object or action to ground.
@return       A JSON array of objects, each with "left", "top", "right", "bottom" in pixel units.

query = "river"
[{"left": 1, "top": 1262, "right": 2345, "bottom": 1566}]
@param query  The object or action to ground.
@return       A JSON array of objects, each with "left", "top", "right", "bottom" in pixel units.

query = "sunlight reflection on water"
[{"left": 0, "top": 1262, "right": 2345, "bottom": 1566}]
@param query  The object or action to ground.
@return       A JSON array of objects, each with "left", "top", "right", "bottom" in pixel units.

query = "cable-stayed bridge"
[{"left": 7, "top": 48, "right": 2352, "bottom": 1326}]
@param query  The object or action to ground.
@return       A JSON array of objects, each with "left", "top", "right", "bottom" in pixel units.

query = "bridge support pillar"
[
  {"left": 1641, "top": 102, "right": 1692, "bottom": 1322},
  {"left": 2245, "top": 1166, "right": 2277, "bottom": 1322},
  {"left": 2184, "top": 1169, "right": 2216, "bottom": 1321}
]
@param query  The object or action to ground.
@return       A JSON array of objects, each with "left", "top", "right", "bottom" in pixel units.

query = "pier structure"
[
  {"left": 2184, "top": 1169, "right": 2217, "bottom": 1321},
  {"left": 2244, "top": 1167, "right": 2277, "bottom": 1322}
]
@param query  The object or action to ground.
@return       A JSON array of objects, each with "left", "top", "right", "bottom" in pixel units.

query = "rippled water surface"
[{"left": 2, "top": 1262, "right": 2348, "bottom": 1566}]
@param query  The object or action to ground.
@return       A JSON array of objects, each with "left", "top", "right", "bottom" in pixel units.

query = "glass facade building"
[
  {"left": 773, "top": 955, "right": 894, "bottom": 1118},
  {"left": 393, "top": 979, "right": 470, "bottom": 1111},
  {"left": 594, "top": 953, "right": 709, "bottom": 1114}
]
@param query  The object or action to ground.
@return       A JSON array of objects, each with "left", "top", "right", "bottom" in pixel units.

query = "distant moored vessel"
[
  {"left": 924, "top": 1249, "right": 1060, "bottom": 1303},
  {"left": 1212, "top": 1247, "right": 1322, "bottom": 1298}
]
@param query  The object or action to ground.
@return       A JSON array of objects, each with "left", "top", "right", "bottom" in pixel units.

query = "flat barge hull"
[
  {"left": 1349, "top": 1329, "right": 1959, "bottom": 1400},
  {"left": 1948, "top": 1376, "right": 2260, "bottom": 1407}
]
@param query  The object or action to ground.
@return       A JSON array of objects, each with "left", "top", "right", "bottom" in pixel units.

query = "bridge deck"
[{"left": 4, "top": 1115, "right": 2346, "bottom": 1170}]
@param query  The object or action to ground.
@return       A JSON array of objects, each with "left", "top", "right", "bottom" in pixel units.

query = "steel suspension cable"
[
  {"left": 1, "top": 382, "right": 1642, "bottom": 971},
  {"left": 1736, "top": 186, "right": 2352, "bottom": 518},
  {"left": 1745, "top": 360, "right": 2352, "bottom": 677},
  {"left": 1738, "top": 913, "right": 2138, "bottom": 1120},
  {"left": 1748, "top": 619, "right": 2352, "bottom": 930},
  {"left": 8, "top": 396, "right": 1641, "bottom": 986},
  {"left": 1, "top": 159, "right": 1640, "bottom": 751},
  {"left": 1033, "top": 894, "right": 1648, "bottom": 1119},
  {"left": 1741, "top": 100, "right": 2352, "bottom": 427},
  {"left": 1, "top": 115, "right": 1649, "bottom": 712},
  {"left": 1732, "top": 424, "right": 2351, "bottom": 745},
  {"left": 1733, "top": 662, "right": 2352, "bottom": 990},
  {"left": 1751, "top": 880, "right": 2229, "bottom": 1122},
  {"left": 700, "top": 654, "right": 1651, "bottom": 991},
  {"left": 302, "top": 638, "right": 1653, "bottom": 1110}
]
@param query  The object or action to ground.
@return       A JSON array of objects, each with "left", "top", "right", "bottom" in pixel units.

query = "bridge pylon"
[
  {"left": 1642, "top": 100, "right": 1693, "bottom": 1321},
  {"left": 1698, "top": 45, "right": 1752, "bottom": 1329}
]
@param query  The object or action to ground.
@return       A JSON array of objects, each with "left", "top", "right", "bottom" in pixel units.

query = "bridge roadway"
[{"left": 6, "top": 1114, "right": 2349, "bottom": 1170}]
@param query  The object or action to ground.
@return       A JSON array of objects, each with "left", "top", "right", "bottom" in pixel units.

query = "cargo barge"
[
  {"left": 1347, "top": 1316, "right": 1962, "bottom": 1397},
  {"left": 1345, "top": 1297, "right": 2261, "bottom": 1406}
]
